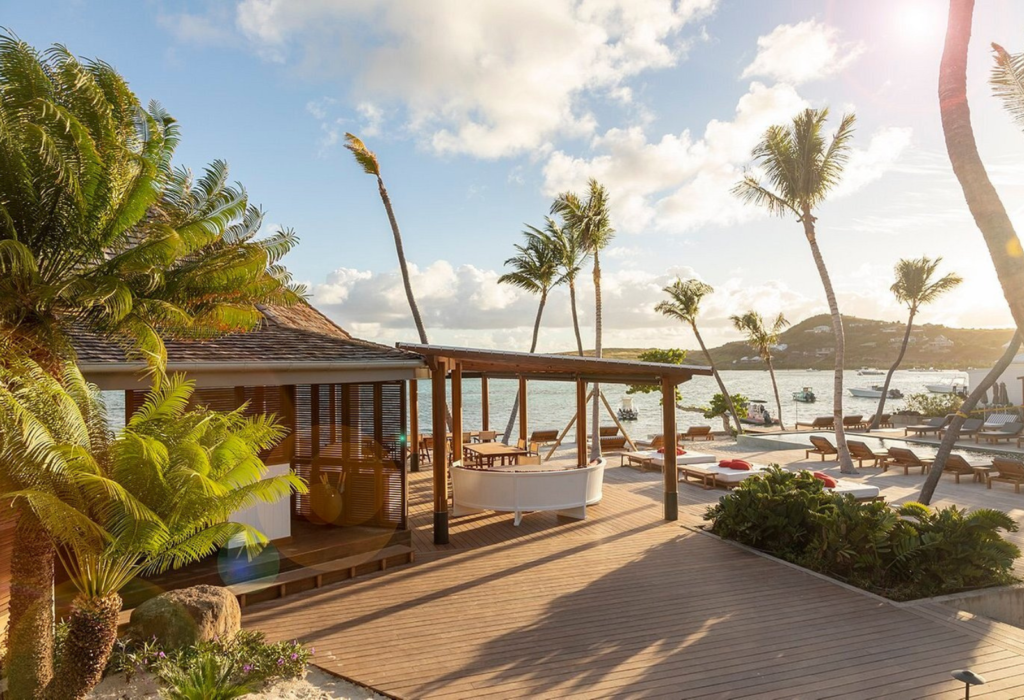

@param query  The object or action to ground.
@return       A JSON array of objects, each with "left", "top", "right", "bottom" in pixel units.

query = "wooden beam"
[
  {"left": 519, "top": 376, "right": 528, "bottom": 444},
  {"left": 544, "top": 388, "right": 594, "bottom": 461},
  {"left": 662, "top": 377, "right": 678, "bottom": 521},
  {"left": 576, "top": 379, "right": 588, "bottom": 467},
  {"left": 452, "top": 363, "right": 464, "bottom": 466},
  {"left": 409, "top": 380, "right": 419, "bottom": 472},
  {"left": 431, "top": 361, "right": 449, "bottom": 544},
  {"left": 481, "top": 376, "right": 489, "bottom": 431},
  {"left": 599, "top": 390, "right": 638, "bottom": 451}
]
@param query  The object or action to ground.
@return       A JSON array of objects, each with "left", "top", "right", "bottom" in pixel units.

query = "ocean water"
[{"left": 101, "top": 368, "right": 968, "bottom": 441}]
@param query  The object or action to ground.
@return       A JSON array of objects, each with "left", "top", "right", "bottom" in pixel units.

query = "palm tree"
[
  {"left": 0, "top": 34, "right": 303, "bottom": 694},
  {"left": 344, "top": 134, "right": 429, "bottom": 345},
  {"left": 870, "top": 257, "right": 962, "bottom": 430},
  {"left": 542, "top": 218, "right": 591, "bottom": 356},
  {"left": 498, "top": 229, "right": 562, "bottom": 443},
  {"left": 655, "top": 279, "right": 743, "bottom": 434},
  {"left": 731, "top": 311, "right": 790, "bottom": 430},
  {"left": 733, "top": 108, "right": 857, "bottom": 473},
  {"left": 551, "top": 179, "right": 615, "bottom": 459},
  {"left": 0, "top": 359, "right": 305, "bottom": 698}
]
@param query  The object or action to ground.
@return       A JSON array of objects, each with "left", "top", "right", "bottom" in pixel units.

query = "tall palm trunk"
[
  {"left": 765, "top": 356, "right": 786, "bottom": 430},
  {"left": 869, "top": 309, "right": 916, "bottom": 430},
  {"left": 940, "top": 0, "right": 1024, "bottom": 336},
  {"left": 502, "top": 291, "right": 548, "bottom": 444},
  {"left": 569, "top": 278, "right": 584, "bottom": 356},
  {"left": 802, "top": 211, "right": 855, "bottom": 472},
  {"left": 918, "top": 333, "right": 1021, "bottom": 504},
  {"left": 46, "top": 593, "right": 122, "bottom": 699},
  {"left": 591, "top": 252, "right": 603, "bottom": 460},
  {"left": 692, "top": 322, "right": 743, "bottom": 434},
  {"left": 7, "top": 513, "right": 55, "bottom": 699}
]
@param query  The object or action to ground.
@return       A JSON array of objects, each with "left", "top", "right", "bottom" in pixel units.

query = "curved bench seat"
[{"left": 452, "top": 460, "right": 605, "bottom": 526}]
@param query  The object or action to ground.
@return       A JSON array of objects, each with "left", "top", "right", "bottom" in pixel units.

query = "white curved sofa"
[{"left": 452, "top": 460, "right": 605, "bottom": 526}]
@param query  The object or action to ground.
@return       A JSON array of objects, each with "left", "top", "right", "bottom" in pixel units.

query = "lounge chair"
[
  {"left": 870, "top": 413, "right": 894, "bottom": 429},
  {"left": 795, "top": 416, "right": 834, "bottom": 430},
  {"left": 681, "top": 425, "right": 714, "bottom": 441},
  {"left": 988, "top": 457, "right": 1024, "bottom": 493},
  {"left": 636, "top": 433, "right": 687, "bottom": 450},
  {"left": 847, "top": 440, "right": 889, "bottom": 468},
  {"left": 885, "top": 447, "right": 934, "bottom": 475},
  {"left": 941, "top": 454, "right": 984, "bottom": 484},
  {"left": 937, "top": 418, "right": 983, "bottom": 441},
  {"left": 975, "top": 422, "right": 1023, "bottom": 444},
  {"left": 529, "top": 429, "right": 559, "bottom": 447},
  {"left": 805, "top": 436, "right": 839, "bottom": 462},
  {"left": 842, "top": 415, "right": 866, "bottom": 430},
  {"left": 904, "top": 415, "right": 953, "bottom": 437}
]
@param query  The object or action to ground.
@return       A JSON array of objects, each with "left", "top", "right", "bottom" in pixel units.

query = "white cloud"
[
  {"left": 832, "top": 127, "right": 914, "bottom": 198},
  {"left": 158, "top": 10, "right": 236, "bottom": 45},
  {"left": 741, "top": 20, "right": 864, "bottom": 85},
  {"left": 232, "top": 0, "right": 718, "bottom": 158}
]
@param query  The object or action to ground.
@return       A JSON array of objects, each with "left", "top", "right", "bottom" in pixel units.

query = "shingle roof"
[{"left": 71, "top": 303, "right": 421, "bottom": 367}]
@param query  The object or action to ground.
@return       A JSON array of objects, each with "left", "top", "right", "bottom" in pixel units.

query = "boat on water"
[
  {"left": 849, "top": 385, "right": 904, "bottom": 400},
  {"left": 741, "top": 400, "right": 775, "bottom": 426},
  {"left": 792, "top": 387, "right": 816, "bottom": 403},
  {"left": 926, "top": 378, "right": 968, "bottom": 396},
  {"left": 617, "top": 396, "right": 639, "bottom": 421},
  {"left": 857, "top": 368, "right": 885, "bottom": 376},
  {"left": 908, "top": 367, "right": 937, "bottom": 373}
]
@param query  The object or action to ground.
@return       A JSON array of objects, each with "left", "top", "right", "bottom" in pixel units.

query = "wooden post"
[
  {"left": 409, "top": 380, "right": 419, "bottom": 472},
  {"left": 452, "top": 363, "right": 463, "bottom": 465},
  {"left": 431, "top": 361, "right": 449, "bottom": 544},
  {"left": 544, "top": 389, "right": 594, "bottom": 461},
  {"left": 662, "top": 377, "right": 678, "bottom": 521},
  {"left": 481, "top": 376, "right": 489, "bottom": 431},
  {"left": 576, "top": 378, "right": 588, "bottom": 467},
  {"left": 519, "top": 376, "right": 528, "bottom": 445}
]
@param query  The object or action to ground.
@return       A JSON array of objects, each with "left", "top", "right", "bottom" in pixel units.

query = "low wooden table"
[
  {"left": 463, "top": 442, "right": 527, "bottom": 468},
  {"left": 971, "top": 465, "right": 994, "bottom": 484},
  {"left": 679, "top": 467, "right": 717, "bottom": 489},
  {"left": 621, "top": 451, "right": 657, "bottom": 471}
]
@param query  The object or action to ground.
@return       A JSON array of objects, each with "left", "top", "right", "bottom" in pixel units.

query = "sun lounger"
[
  {"left": 847, "top": 440, "right": 889, "bottom": 468},
  {"left": 529, "top": 430, "right": 559, "bottom": 447},
  {"left": 870, "top": 413, "right": 894, "bottom": 429},
  {"left": 825, "top": 478, "right": 882, "bottom": 502},
  {"left": 635, "top": 433, "right": 688, "bottom": 450},
  {"left": 795, "top": 416, "right": 834, "bottom": 430},
  {"left": 885, "top": 447, "right": 934, "bottom": 475},
  {"left": 975, "top": 422, "right": 1022, "bottom": 443},
  {"left": 941, "top": 454, "right": 985, "bottom": 484},
  {"left": 904, "top": 415, "right": 953, "bottom": 437},
  {"left": 937, "top": 418, "right": 983, "bottom": 441},
  {"left": 681, "top": 425, "right": 714, "bottom": 441},
  {"left": 842, "top": 415, "right": 866, "bottom": 430},
  {"left": 988, "top": 457, "right": 1024, "bottom": 493},
  {"left": 620, "top": 450, "right": 716, "bottom": 471},
  {"left": 805, "top": 436, "right": 839, "bottom": 461},
  {"left": 677, "top": 460, "right": 770, "bottom": 489}
]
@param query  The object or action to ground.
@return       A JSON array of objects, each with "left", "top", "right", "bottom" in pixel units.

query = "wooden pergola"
[{"left": 396, "top": 344, "right": 712, "bottom": 544}]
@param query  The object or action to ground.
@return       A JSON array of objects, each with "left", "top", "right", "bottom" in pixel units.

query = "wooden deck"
[{"left": 244, "top": 445, "right": 1024, "bottom": 698}]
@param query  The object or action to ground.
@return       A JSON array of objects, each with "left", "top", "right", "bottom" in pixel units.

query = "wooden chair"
[
  {"left": 599, "top": 426, "right": 619, "bottom": 438},
  {"left": 988, "top": 457, "right": 1024, "bottom": 493},
  {"left": 418, "top": 435, "right": 434, "bottom": 464},
  {"left": 871, "top": 414, "right": 894, "bottom": 429},
  {"left": 975, "top": 422, "right": 1023, "bottom": 444},
  {"left": 805, "top": 436, "right": 839, "bottom": 461},
  {"left": 478, "top": 430, "right": 498, "bottom": 443},
  {"left": 885, "top": 447, "right": 934, "bottom": 475},
  {"left": 938, "top": 418, "right": 983, "bottom": 441},
  {"left": 681, "top": 425, "right": 714, "bottom": 441},
  {"left": 842, "top": 415, "right": 866, "bottom": 430},
  {"left": 942, "top": 454, "right": 981, "bottom": 484},
  {"left": 905, "top": 415, "right": 953, "bottom": 437},
  {"left": 847, "top": 440, "right": 889, "bottom": 468},
  {"left": 516, "top": 438, "right": 540, "bottom": 456},
  {"left": 796, "top": 416, "right": 834, "bottom": 430},
  {"left": 529, "top": 429, "right": 559, "bottom": 447}
]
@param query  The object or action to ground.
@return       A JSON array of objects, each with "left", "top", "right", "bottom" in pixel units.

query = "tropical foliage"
[
  {"left": 902, "top": 392, "right": 965, "bottom": 418},
  {"left": 703, "top": 393, "right": 749, "bottom": 434},
  {"left": 730, "top": 311, "right": 789, "bottom": 430},
  {"left": 734, "top": 107, "right": 857, "bottom": 472},
  {"left": 542, "top": 217, "right": 591, "bottom": 356},
  {"left": 626, "top": 348, "right": 688, "bottom": 404},
  {"left": 705, "top": 467, "right": 1019, "bottom": 601}
]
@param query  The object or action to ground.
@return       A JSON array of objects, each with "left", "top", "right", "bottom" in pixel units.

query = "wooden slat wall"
[{"left": 0, "top": 507, "right": 15, "bottom": 633}]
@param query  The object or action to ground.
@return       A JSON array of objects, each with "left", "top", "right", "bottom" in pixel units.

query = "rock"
[{"left": 128, "top": 585, "right": 240, "bottom": 650}]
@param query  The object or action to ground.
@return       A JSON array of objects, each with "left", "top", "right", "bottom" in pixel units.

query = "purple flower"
[
  {"left": 243, "top": 664, "right": 253, "bottom": 674},
  {"left": 290, "top": 653, "right": 298, "bottom": 661},
  {"left": 157, "top": 651, "right": 165, "bottom": 659},
  {"left": 277, "top": 658, "right": 285, "bottom": 666},
  {"left": 310, "top": 647, "right": 315, "bottom": 656}
]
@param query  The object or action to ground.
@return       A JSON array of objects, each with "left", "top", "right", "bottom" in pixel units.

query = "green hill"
[{"left": 572, "top": 314, "right": 1013, "bottom": 370}]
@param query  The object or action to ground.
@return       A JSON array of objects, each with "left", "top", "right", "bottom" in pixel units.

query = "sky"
[{"left": 6, "top": 0, "right": 1024, "bottom": 352}]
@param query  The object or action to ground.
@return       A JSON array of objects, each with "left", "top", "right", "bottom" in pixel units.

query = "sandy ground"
[{"left": 89, "top": 666, "right": 388, "bottom": 699}]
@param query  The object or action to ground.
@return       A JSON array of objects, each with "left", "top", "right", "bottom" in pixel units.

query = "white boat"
[
  {"left": 617, "top": 396, "right": 639, "bottom": 421},
  {"left": 926, "top": 378, "right": 968, "bottom": 395},
  {"left": 849, "top": 385, "right": 904, "bottom": 400},
  {"left": 740, "top": 400, "right": 774, "bottom": 426},
  {"left": 792, "top": 387, "right": 816, "bottom": 403},
  {"left": 857, "top": 368, "right": 885, "bottom": 376}
]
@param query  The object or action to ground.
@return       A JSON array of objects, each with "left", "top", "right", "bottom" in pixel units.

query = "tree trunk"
[
  {"left": 591, "top": 252, "right": 603, "bottom": 461},
  {"left": 502, "top": 292, "right": 547, "bottom": 444},
  {"left": 45, "top": 593, "right": 122, "bottom": 700},
  {"left": 765, "top": 356, "right": 786, "bottom": 431},
  {"left": 693, "top": 322, "right": 743, "bottom": 434},
  {"left": 7, "top": 513, "right": 55, "bottom": 699},
  {"left": 569, "top": 278, "right": 584, "bottom": 356},
  {"left": 869, "top": 308, "right": 916, "bottom": 431},
  {"left": 940, "top": 0, "right": 1024, "bottom": 338},
  {"left": 919, "top": 333, "right": 1022, "bottom": 504},
  {"left": 802, "top": 214, "right": 855, "bottom": 473}
]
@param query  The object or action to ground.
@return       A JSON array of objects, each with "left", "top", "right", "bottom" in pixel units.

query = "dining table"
[{"left": 463, "top": 442, "right": 528, "bottom": 468}]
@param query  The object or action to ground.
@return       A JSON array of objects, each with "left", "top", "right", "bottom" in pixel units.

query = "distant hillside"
[{"left": 570, "top": 315, "right": 1014, "bottom": 370}]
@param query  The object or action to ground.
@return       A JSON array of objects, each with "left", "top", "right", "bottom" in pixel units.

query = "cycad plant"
[
  {"left": 869, "top": 257, "right": 962, "bottom": 429},
  {"left": 497, "top": 228, "right": 562, "bottom": 443},
  {"left": 0, "top": 358, "right": 305, "bottom": 698},
  {"left": 731, "top": 311, "right": 790, "bottom": 430},
  {"left": 734, "top": 108, "right": 857, "bottom": 472},
  {"left": 551, "top": 179, "right": 615, "bottom": 459},
  {"left": 656, "top": 279, "right": 743, "bottom": 434}
]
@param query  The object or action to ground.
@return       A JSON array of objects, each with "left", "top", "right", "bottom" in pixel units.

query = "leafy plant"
[
  {"left": 627, "top": 349, "right": 689, "bottom": 403},
  {"left": 704, "top": 467, "right": 1020, "bottom": 600},
  {"left": 159, "top": 653, "right": 253, "bottom": 700},
  {"left": 703, "top": 394, "right": 749, "bottom": 433},
  {"left": 903, "top": 392, "right": 964, "bottom": 417}
]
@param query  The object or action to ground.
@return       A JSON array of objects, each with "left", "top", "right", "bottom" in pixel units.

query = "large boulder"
[{"left": 128, "top": 585, "right": 241, "bottom": 650}]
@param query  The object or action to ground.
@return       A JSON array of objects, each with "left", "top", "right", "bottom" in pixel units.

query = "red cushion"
[
  {"left": 812, "top": 471, "right": 838, "bottom": 488},
  {"left": 719, "top": 459, "right": 734, "bottom": 468},
  {"left": 729, "top": 461, "right": 751, "bottom": 471},
  {"left": 658, "top": 447, "right": 687, "bottom": 455}
]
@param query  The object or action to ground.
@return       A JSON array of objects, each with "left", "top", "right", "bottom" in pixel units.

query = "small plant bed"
[{"left": 703, "top": 467, "right": 1021, "bottom": 602}]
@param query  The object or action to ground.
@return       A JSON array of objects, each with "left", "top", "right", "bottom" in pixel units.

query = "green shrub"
[
  {"left": 902, "top": 392, "right": 964, "bottom": 417},
  {"left": 159, "top": 653, "right": 252, "bottom": 700},
  {"left": 704, "top": 467, "right": 1020, "bottom": 600}
]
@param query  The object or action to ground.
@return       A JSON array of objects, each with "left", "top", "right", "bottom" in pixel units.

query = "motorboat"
[
  {"left": 617, "top": 396, "right": 639, "bottom": 421},
  {"left": 740, "top": 400, "right": 774, "bottom": 426},
  {"left": 792, "top": 387, "right": 816, "bottom": 403},
  {"left": 849, "top": 385, "right": 904, "bottom": 400},
  {"left": 857, "top": 368, "right": 885, "bottom": 376},
  {"left": 926, "top": 378, "right": 968, "bottom": 396}
]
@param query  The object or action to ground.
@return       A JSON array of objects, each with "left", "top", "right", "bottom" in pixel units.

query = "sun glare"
[{"left": 892, "top": 1, "right": 947, "bottom": 45}]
